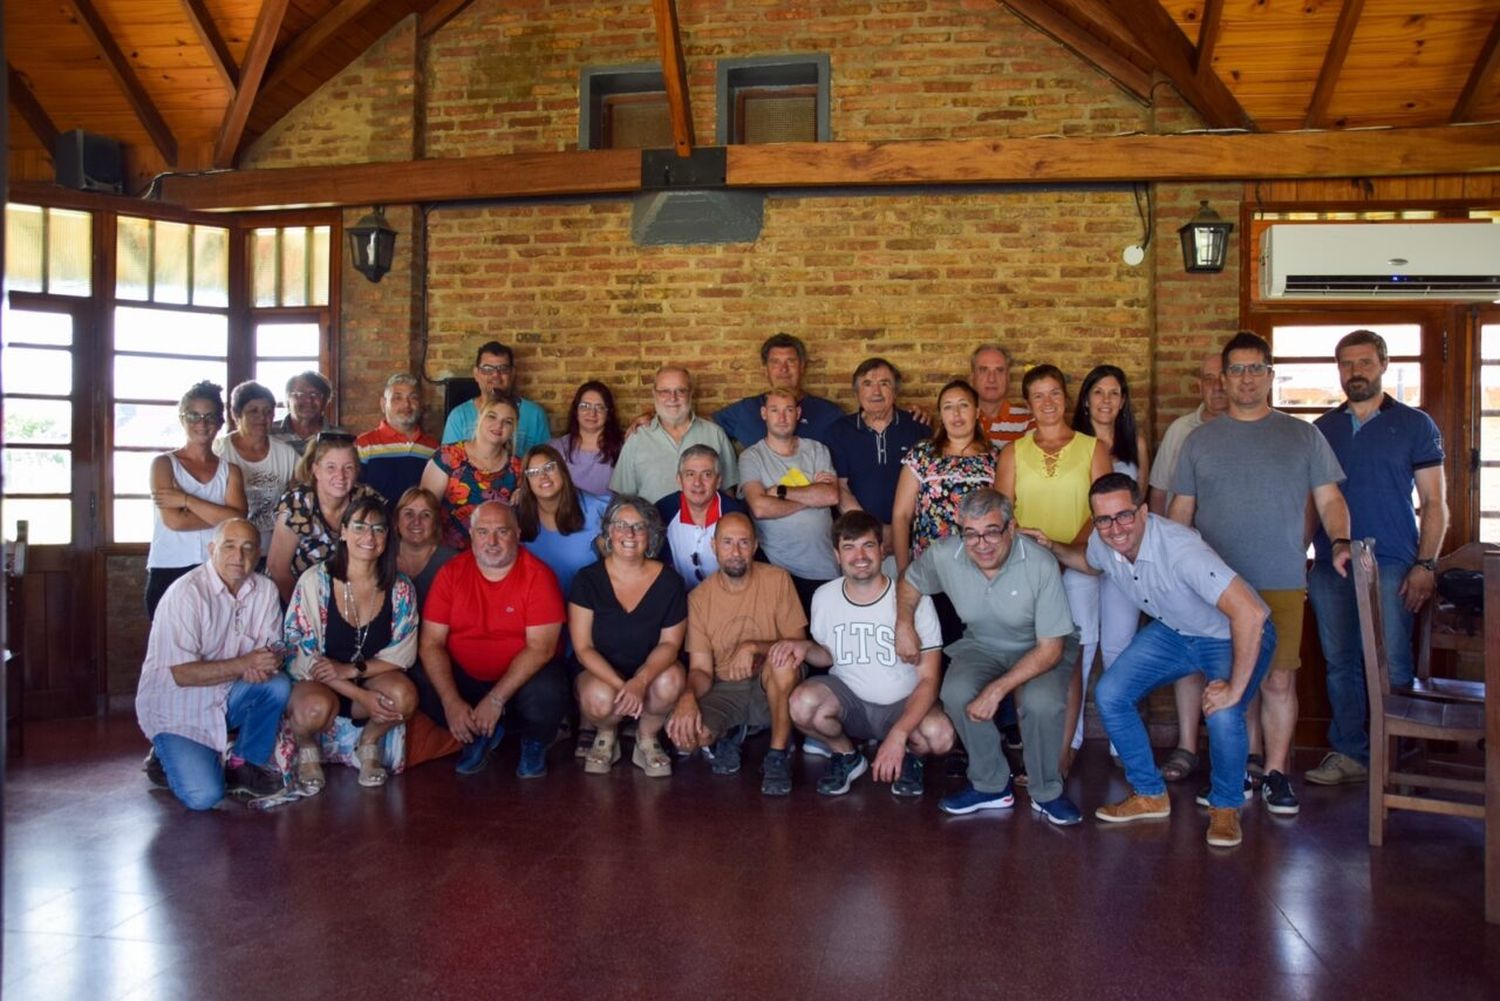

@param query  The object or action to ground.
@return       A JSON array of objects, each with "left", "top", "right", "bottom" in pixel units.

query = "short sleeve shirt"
[
  {"left": 714, "top": 393, "right": 845, "bottom": 449},
  {"left": 826, "top": 411, "right": 931, "bottom": 524},
  {"left": 738, "top": 437, "right": 840, "bottom": 581},
  {"left": 569, "top": 560, "right": 688, "bottom": 679},
  {"left": 610, "top": 416, "right": 740, "bottom": 504},
  {"left": 811, "top": 577, "right": 942, "bottom": 705},
  {"left": 423, "top": 548, "right": 565, "bottom": 681},
  {"left": 686, "top": 563, "right": 807, "bottom": 673}
]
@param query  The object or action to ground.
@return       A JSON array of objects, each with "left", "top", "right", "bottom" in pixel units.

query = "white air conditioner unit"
[{"left": 1260, "top": 222, "right": 1500, "bottom": 300}]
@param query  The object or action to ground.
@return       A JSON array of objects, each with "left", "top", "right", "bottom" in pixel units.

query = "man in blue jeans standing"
[
  {"left": 1305, "top": 329, "right": 1447, "bottom": 787},
  {"left": 1038, "top": 473, "right": 1275, "bottom": 848},
  {"left": 135, "top": 518, "right": 290, "bottom": 810}
]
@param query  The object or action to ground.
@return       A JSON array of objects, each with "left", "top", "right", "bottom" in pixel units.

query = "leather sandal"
[
  {"left": 1161, "top": 747, "right": 1199, "bottom": 782},
  {"left": 296, "top": 743, "right": 325, "bottom": 795},
  {"left": 632, "top": 735, "right": 672, "bottom": 778},
  {"left": 356, "top": 741, "right": 387, "bottom": 788},
  {"left": 583, "top": 729, "right": 621, "bottom": 774}
]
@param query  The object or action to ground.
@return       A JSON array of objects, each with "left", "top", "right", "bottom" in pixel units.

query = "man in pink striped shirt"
[{"left": 135, "top": 518, "right": 291, "bottom": 809}]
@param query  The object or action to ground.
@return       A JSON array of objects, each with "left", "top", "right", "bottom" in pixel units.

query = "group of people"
[{"left": 135, "top": 328, "right": 1446, "bottom": 850}]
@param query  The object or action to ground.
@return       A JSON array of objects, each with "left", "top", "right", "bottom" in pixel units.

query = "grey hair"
[
  {"left": 596, "top": 494, "right": 665, "bottom": 559},
  {"left": 677, "top": 443, "right": 722, "bottom": 476},
  {"left": 384, "top": 373, "right": 420, "bottom": 394},
  {"left": 957, "top": 487, "right": 1014, "bottom": 525},
  {"left": 970, "top": 343, "right": 1014, "bottom": 369}
]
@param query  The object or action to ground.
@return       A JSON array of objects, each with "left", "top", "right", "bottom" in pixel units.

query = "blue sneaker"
[
  {"left": 939, "top": 781, "right": 1015, "bottom": 815},
  {"left": 802, "top": 736, "right": 834, "bottom": 759},
  {"left": 516, "top": 738, "right": 548, "bottom": 779},
  {"left": 709, "top": 726, "right": 746, "bottom": 776},
  {"left": 456, "top": 724, "right": 505, "bottom": 776},
  {"left": 1031, "top": 794, "right": 1083, "bottom": 826}
]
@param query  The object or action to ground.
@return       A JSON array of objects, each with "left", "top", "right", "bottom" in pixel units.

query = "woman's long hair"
[
  {"left": 515, "top": 444, "right": 584, "bottom": 542},
  {"left": 1072, "top": 364, "right": 1139, "bottom": 469},
  {"left": 561, "top": 380, "right": 624, "bottom": 466}
]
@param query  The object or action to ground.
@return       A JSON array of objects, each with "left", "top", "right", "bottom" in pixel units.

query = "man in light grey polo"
[
  {"left": 610, "top": 365, "right": 739, "bottom": 504},
  {"left": 896, "top": 487, "right": 1081, "bottom": 825}
]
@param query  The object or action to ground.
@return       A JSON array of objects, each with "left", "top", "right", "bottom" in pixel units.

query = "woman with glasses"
[
  {"left": 213, "top": 381, "right": 298, "bottom": 562},
  {"left": 549, "top": 381, "right": 623, "bottom": 497},
  {"left": 393, "top": 486, "right": 457, "bottom": 607},
  {"left": 1067, "top": 365, "right": 1152, "bottom": 763},
  {"left": 146, "top": 381, "right": 249, "bottom": 619},
  {"left": 283, "top": 497, "right": 418, "bottom": 791},
  {"left": 569, "top": 495, "right": 686, "bottom": 777},
  {"left": 515, "top": 445, "right": 608, "bottom": 599},
  {"left": 268, "top": 431, "right": 385, "bottom": 602},
  {"left": 995, "top": 364, "right": 1111, "bottom": 776},
  {"left": 891, "top": 380, "right": 998, "bottom": 575},
  {"left": 421, "top": 397, "right": 523, "bottom": 550}
]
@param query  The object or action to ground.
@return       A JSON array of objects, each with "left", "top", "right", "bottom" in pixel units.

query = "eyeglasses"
[
  {"left": 1092, "top": 508, "right": 1140, "bottom": 531},
  {"left": 654, "top": 387, "right": 690, "bottom": 398},
  {"left": 348, "top": 520, "right": 389, "bottom": 536},
  {"left": 611, "top": 520, "right": 649, "bottom": 535},
  {"left": 1225, "top": 362, "right": 1271, "bottom": 377},
  {"left": 315, "top": 430, "right": 357, "bottom": 446},
  {"left": 288, "top": 391, "right": 326, "bottom": 402},
  {"left": 476, "top": 363, "right": 514, "bottom": 376},
  {"left": 524, "top": 461, "right": 559, "bottom": 478},
  {"left": 576, "top": 402, "right": 607, "bottom": 414},
  {"left": 180, "top": 411, "right": 221, "bottom": 425},
  {"left": 960, "top": 524, "right": 1009, "bottom": 546}
]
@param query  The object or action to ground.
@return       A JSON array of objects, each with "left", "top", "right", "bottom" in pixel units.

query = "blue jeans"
[
  {"left": 1096, "top": 620, "right": 1275, "bottom": 809},
  {"left": 1307, "top": 559, "right": 1413, "bottom": 766},
  {"left": 152, "top": 675, "right": 291, "bottom": 811}
]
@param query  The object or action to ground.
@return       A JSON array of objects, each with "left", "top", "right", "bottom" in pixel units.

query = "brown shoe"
[
  {"left": 1206, "top": 807, "right": 1242, "bottom": 847},
  {"left": 1095, "top": 792, "right": 1171, "bottom": 824}
]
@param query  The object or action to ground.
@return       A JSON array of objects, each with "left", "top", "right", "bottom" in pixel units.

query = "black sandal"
[{"left": 1161, "top": 748, "right": 1198, "bottom": 782}]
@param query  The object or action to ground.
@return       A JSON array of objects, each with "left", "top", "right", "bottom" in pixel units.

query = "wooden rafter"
[
  {"left": 1304, "top": 0, "right": 1365, "bottom": 128},
  {"left": 7, "top": 64, "right": 60, "bottom": 151},
  {"left": 65, "top": 0, "right": 178, "bottom": 164},
  {"left": 651, "top": 0, "right": 694, "bottom": 156},
  {"left": 180, "top": 0, "right": 238, "bottom": 92},
  {"left": 418, "top": 0, "right": 476, "bottom": 38},
  {"left": 1195, "top": 0, "right": 1224, "bottom": 78},
  {"left": 260, "top": 0, "right": 384, "bottom": 99},
  {"left": 214, "top": 0, "right": 290, "bottom": 169},
  {"left": 1451, "top": 13, "right": 1500, "bottom": 123},
  {"left": 156, "top": 123, "right": 1500, "bottom": 212},
  {"left": 1095, "top": 0, "right": 1252, "bottom": 130},
  {"left": 1002, "top": 0, "right": 1153, "bottom": 101}
]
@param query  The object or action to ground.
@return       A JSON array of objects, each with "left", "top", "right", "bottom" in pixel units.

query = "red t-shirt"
[{"left": 423, "top": 548, "right": 565, "bottom": 681}]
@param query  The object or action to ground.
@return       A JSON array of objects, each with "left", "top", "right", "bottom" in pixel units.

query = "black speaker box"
[{"left": 54, "top": 130, "right": 124, "bottom": 194}]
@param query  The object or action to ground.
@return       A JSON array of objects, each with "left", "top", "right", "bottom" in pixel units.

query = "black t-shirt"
[
  {"left": 325, "top": 585, "right": 395, "bottom": 665},
  {"left": 568, "top": 560, "right": 687, "bottom": 678}
]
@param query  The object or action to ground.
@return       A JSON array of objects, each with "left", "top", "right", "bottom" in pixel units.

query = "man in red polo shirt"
[{"left": 415, "top": 501, "right": 567, "bottom": 778}]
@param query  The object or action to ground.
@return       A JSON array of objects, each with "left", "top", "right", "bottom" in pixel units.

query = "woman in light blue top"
[{"left": 515, "top": 444, "right": 608, "bottom": 598}]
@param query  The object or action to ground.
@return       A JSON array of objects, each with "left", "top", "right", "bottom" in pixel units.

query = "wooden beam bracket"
[
  {"left": 651, "top": 0, "right": 695, "bottom": 156},
  {"left": 65, "top": 0, "right": 179, "bottom": 164},
  {"left": 1304, "top": 0, "right": 1366, "bottom": 128},
  {"left": 214, "top": 0, "right": 291, "bottom": 169},
  {"left": 8, "top": 64, "right": 60, "bottom": 152},
  {"left": 1452, "top": 13, "right": 1500, "bottom": 124}
]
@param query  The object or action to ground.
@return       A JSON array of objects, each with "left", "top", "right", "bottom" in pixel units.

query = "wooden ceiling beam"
[
  {"left": 1095, "top": 0, "right": 1252, "bottom": 130},
  {"left": 418, "top": 0, "right": 476, "bottom": 39},
  {"left": 1304, "top": 0, "right": 1365, "bottom": 128},
  {"left": 260, "top": 0, "right": 384, "bottom": 99},
  {"left": 651, "top": 0, "right": 694, "bottom": 156},
  {"left": 64, "top": 0, "right": 179, "bottom": 165},
  {"left": 7, "top": 64, "right": 60, "bottom": 151},
  {"left": 214, "top": 0, "right": 290, "bottom": 169},
  {"left": 180, "top": 0, "right": 238, "bottom": 92},
  {"left": 1451, "top": 13, "right": 1500, "bottom": 123},
  {"left": 1194, "top": 0, "right": 1224, "bottom": 78},
  {"left": 1002, "top": 0, "right": 1154, "bottom": 101},
  {"left": 155, "top": 124, "right": 1500, "bottom": 212}
]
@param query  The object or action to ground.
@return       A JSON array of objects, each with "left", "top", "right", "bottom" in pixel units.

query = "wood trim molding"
[{"left": 1001, "top": 0, "right": 1154, "bottom": 101}]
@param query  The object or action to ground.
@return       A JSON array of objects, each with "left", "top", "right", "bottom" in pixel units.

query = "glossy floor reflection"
[{"left": 4, "top": 717, "right": 1498, "bottom": 1000}]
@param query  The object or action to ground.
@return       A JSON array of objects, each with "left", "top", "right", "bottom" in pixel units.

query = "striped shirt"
[
  {"left": 356, "top": 419, "right": 438, "bottom": 505},
  {"left": 134, "top": 564, "right": 283, "bottom": 752},
  {"left": 981, "top": 400, "right": 1035, "bottom": 448}
]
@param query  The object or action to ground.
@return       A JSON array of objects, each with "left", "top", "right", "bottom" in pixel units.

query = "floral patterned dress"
[
  {"left": 432, "top": 443, "right": 523, "bottom": 550},
  {"left": 900, "top": 439, "right": 999, "bottom": 560}
]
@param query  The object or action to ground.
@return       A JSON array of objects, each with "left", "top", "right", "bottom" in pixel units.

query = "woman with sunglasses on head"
[
  {"left": 268, "top": 431, "right": 385, "bottom": 602},
  {"left": 393, "top": 486, "right": 457, "bottom": 608},
  {"left": 570, "top": 494, "right": 686, "bottom": 777},
  {"left": 213, "top": 381, "right": 298, "bottom": 563},
  {"left": 515, "top": 444, "right": 609, "bottom": 600},
  {"left": 549, "top": 381, "right": 624, "bottom": 497},
  {"left": 146, "top": 381, "right": 249, "bottom": 619},
  {"left": 421, "top": 397, "right": 524, "bottom": 551},
  {"left": 283, "top": 497, "right": 418, "bottom": 792}
]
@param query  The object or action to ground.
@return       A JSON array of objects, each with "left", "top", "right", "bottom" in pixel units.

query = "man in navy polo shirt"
[
  {"left": 714, "top": 333, "right": 845, "bottom": 448},
  {"left": 825, "top": 357, "right": 931, "bottom": 555},
  {"left": 1304, "top": 329, "right": 1447, "bottom": 787}
]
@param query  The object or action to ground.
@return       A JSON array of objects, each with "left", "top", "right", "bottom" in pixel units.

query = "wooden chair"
[
  {"left": 1411, "top": 542, "right": 1495, "bottom": 704},
  {"left": 1354, "top": 539, "right": 1485, "bottom": 848},
  {"left": 1484, "top": 550, "right": 1499, "bottom": 924}
]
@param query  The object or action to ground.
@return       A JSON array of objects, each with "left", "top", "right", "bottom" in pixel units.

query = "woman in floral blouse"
[{"left": 420, "top": 397, "right": 524, "bottom": 550}]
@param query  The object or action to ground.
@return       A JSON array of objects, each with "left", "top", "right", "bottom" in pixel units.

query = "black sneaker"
[
  {"left": 226, "top": 759, "right": 285, "bottom": 799},
  {"left": 709, "top": 726, "right": 746, "bottom": 775},
  {"left": 944, "top": 746, "right": 969, "bottom": 778},
  {"left": 1260, "top": 769, "right": 1300, "bottom": 816},
  {"left": 1195, "top": 773, "right": 1254, "bottom": 807},
  {"left": 760, "top": 747, "right": 792, "bottom": 796},
  {"left": 142, "top": 749, "right": 169, "bottom": 789},
  {"left": 891, "top": 751, "right": 925, "bottom": 798},
  {"left": 816, "top": 751, "right": 868, "bottom": 796}
]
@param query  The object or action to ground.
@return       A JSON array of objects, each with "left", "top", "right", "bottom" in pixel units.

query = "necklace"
[{"left": 342, "top": 578, "right": 370, "bottom": 666}]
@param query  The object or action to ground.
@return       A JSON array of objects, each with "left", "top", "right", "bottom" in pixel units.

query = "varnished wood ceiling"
[{"left": 6, "top": 0, "right": 1500, "bottom": 195}]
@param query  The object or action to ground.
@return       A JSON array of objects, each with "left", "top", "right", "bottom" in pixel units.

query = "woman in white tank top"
[{"left": 145, "top": 381, "right": 248, "bottom": 618}]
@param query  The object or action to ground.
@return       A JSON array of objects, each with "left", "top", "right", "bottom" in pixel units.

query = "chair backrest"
[
  {"left": 1416, "top": 541, "right": 1499, "bottom": 680},
  {"left": 1352, "top": 538, "right": 1392, "bottom": 705}
]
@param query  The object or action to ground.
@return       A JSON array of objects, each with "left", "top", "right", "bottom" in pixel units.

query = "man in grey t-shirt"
[
  {"left": 739, "top": 388, "right": 842, "bottom": 614},
  {"left": 1170, "top": 331, "right": 1351, "bottom": 818}
]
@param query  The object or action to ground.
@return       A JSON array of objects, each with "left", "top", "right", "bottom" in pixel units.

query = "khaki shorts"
[
  {"left": 698, "top": 678, "right": 773, "bottom": 741},
  {"left": 1259, "top": 588, "right": 1306, "bottom": 672}
]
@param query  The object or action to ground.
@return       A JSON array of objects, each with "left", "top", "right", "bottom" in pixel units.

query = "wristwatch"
[
  {"left": 1331, "top": 537, "right": 1351, "bottom": 548},
  {"left": 776, "top": 484, "right": 788, "bottom": 499},
  {"left": 1414, "top": 558, "right": 1437, "bottom": 571}
]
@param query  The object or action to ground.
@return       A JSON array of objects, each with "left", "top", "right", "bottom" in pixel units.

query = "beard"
[
  {"left": 1344, "top": 377, "right": 1381, "bottom": 403},
  {"left": 721, "top": 556, "right": 750, "bottom": 578}
]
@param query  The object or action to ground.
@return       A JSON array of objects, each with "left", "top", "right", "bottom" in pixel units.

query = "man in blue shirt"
[
  {"left": 825, "top": 357, "right": 930, "bottom": 554},
  {"left": 1305, "top": 329, "right": 1447, "bottom": 787},
  {"left": 713, "top": 333, "right": 844, "bottom": 448},
  {"left": 441, "top": 340, "right": 550, "bottom": 453}
]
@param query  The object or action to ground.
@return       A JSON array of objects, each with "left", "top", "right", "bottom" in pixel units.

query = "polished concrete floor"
[{"left": 2, "top": 716, "right": 1497, "bottom": 1000}]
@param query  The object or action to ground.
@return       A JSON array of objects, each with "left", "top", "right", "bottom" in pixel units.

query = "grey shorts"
[
  {"left": 803, "top": 674, "right": 909, "bottom": 742},
  {"left": 698, "top": 678, "right": 772, "bottom": 741}
]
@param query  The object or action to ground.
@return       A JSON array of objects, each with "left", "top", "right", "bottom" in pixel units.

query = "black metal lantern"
[
  {"left": 348, "top": 206, "right": 397, "bottom": 283},
  {"left": 1177, "top": 200, "right": 1234, "bottom": 273}
]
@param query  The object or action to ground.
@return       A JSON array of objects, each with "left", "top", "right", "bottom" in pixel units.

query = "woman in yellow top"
[{"left": 994, "top": 364, "right": 1111, "bottom": 777}]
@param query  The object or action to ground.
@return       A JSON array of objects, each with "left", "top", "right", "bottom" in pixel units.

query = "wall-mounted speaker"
[{"left": 54, "top": 130, "right": 124, "bottom": 194}]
